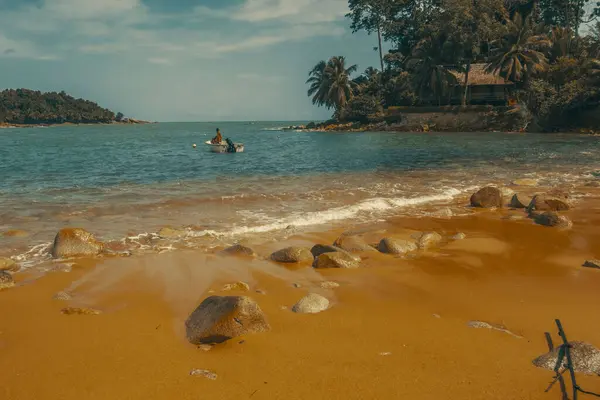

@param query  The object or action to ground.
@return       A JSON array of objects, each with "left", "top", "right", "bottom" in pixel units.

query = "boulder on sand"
[
  {"left": 270, "top": 247, "right": 314, "bottom": 263},
  {"left": 532, "top": 341, "right": 600, "bottom": 375},
  {"left": 310, "top": 244, "right": 345, "bottom": 258},
  {"left": 583, "top": 260, "right": 600, "bottom": 269},
  {"left": 510, "top": 193, "right": 532, "bottom": 209},
  {"left": 470, "top": 187, "right": 503, "bottom": 208},
  {"left": 219, "top": 244, "right": 256, "bottom": 257},
  {"left": 532, "top": 212, "right": 573, "bottom": 229},
  {"left": 51, "top": 228, "right": 104, "bottom": 258},
  {"left": 0, "top": 258, "right": 18, "bottom": 272},
  {"left": 292, "top": 293, "right": 329, "bottom": 314},
  {"left": 378, "top": 238, "right": 417, "bottom": 255},
  {"left": 333, "top": 235, "right": 377, "bottom": 253},
  {"left": 0, "top": 271, "right": 14, "bottom": 289},
  {"left": 313, "top": 252, "right": 361, "bottom": 269},
  {"left": 417, "top": 232, "right": 443, "bottom": 249},
  {"left": 527, "top": 195, "right": 570, "bottom": 213},
  {"left": 185, "top": 296, "right": 270, "bottom": 345}
]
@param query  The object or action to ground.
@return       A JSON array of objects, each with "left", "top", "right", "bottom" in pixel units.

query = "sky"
[{"left": 0, "top": 0, "right": 383, "bottom": 121}]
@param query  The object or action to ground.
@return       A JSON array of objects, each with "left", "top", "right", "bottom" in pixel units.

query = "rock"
[
  {"left": 470, "top": 187, "right": 502, "bottom": 208},
  {"left": 512, "top": 178, "right": 538, "bottom": 186},
  {"left": 310, "top": 244, "right": 343, "bottom": 258},
  {"left": 417, "top": 232, "right": 443, "bottom": 249},
  {"left": 0, "top": 271, "right": 14, "bottom": 289},
  {"left": 527, "top": 195, "right": 570, "bottom": 213},
  {"left": 293, "top": 283, "right": 302, "bottom": 288},
  {"left": 533, "top": 212, "right": 573, "bottom": 228},
  {"left": 53, "top": 291, "right": 72, "bottom": 301},
  {"left": 532, "top": 342, "right": 600, "bottom": 375},
  {"left": 185, "top": 296, "right": 270, "bottom": 344},
  {"left": 377, "top": 238, "right": 417, "bottom": 254},
  {"left": 197, "top": 344, "right": 213, "bottom": 352},
  {"left": 499, "top": 187, "right": 515, "bottom": 200},
  {"left": 51, "top": 228, "right": 104, "bottom": 258},
  {"left": 333, "top": 235, "right": 377, "bottom": 253},
  {"left": 320, "top": 281, "right": 340, "bottom": 289},
  {"left": 2, "top": 229, "right": 28, "bottom": 238},
  {"left": 313, "top": 252, "right": 361, "bottom": 269},
  {"left": 292, "top": 293, "right": 329, "bottom": 314},
  {"left": 189, "top": 369, "right": 218, "bottom": 380},
  {"left": 585, "top": 181, "right": 600, "bottom": 187},
  {"left": 583, "top": 260, "right": 600, "bottom": 269},
  {"left": 505, "top": 214, "right": 526, "bottom": 221},
  {"left": 451, "top": 233, "right": 467, "bottom": 240},
  {"left": 222, "top": 282, "right": 250, "bottom": 292},
  {"left": 61, "top": 307, "right": 102, "bottom": 315},
  {"left": 0, "top": 257, "right": 18, "bottom": 272},
  {"left": 219, "top": 244, "right": 256, "bottom": 257},
  {"left": 158, "top": 227, "right": 186, "bottom": 239},
  {"left": 510, "top": 193, "right": 532, "bottom": 209},
  {"left": 270, "top": 247, "right": 314, "bottom": 263}
]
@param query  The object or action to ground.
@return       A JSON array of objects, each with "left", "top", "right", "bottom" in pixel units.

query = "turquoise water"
[{"left": 0, "top": 122, "right": 599, "bottom": 267}]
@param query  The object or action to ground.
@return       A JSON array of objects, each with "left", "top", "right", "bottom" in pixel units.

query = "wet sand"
[{"left": 2, "top": 192, "right": 600, "bottom": 399}]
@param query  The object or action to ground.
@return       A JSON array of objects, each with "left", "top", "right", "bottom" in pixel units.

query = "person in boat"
[{"left": 210, "top": 128, "right": 223, "bottom": 144}]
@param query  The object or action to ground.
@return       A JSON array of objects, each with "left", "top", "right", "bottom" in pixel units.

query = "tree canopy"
[{"left": 0, "top": 89, "right": 119, "bottom": 125}]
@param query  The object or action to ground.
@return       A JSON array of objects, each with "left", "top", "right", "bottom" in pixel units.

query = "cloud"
[
  {"left": 231, "top": 0, "right": 348, "bottom": 23},
  {"left": 148, "top": 57, "right": 172, "bottom": 65},
  {"left": 236, "top": 73, "right": 283, "bottom": 82}
]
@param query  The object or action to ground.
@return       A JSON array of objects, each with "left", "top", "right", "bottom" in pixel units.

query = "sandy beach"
[{"left": 2, "top": 182, "right": 600, "bottom": 400}]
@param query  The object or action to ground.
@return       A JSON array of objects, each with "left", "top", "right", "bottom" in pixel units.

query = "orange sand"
[{"left": 1, "top": 196, "right": 600, "bottom": 399}]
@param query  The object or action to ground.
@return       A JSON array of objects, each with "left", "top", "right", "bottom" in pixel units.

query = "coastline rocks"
[
  {"left": 470, "top": 187, "right": 502, "bottom": 208},
  {"left": 527, "top": 195, "right": 570, "bottom": 213},
  {"left": 0, "top": 258, "right": 18, "bottom": 272},
  {"left": 222, "top": 282, "right": 250, "bottom": 292},
  {"left": 61, "top": 307, "right": 101, "bottom": 315},
  {"left": 220, "top": 244, "right": 256, "bottom": 257},
  {"left": 533, "top": 212, "right": 573, "bottom": 229},
  {"left": 310, "top": 244, "right": 348, "bottom": 258},
  {"left": 313, "top": 252, "right": 361, "bottom": 269},
  {"left": 333, "top": 235, "right": 377, "bottom": 253},
  {"left": 583, "top": 260, "right": 600, "bottom": 269},
  {"left": 0, "top": 271, "right": 15, "bottom": 289},
  {"left": 417, "top": 232, "right": 443, "bottom": 249},
  {"left": 378, "top": 238, "right": 417, "bottom": 255},
  {"left": 158, "top": 227, "right": 186, "bottom": 239},
  {"left": 510, "top": 193, "right": 532, "bottom": 209},
  {"left": 532, "top": 342, "right": 600, "bottom": 375},
  {"left": 270, "top": 247, "right": 314, "bottom": 263},
  {"left": 185, "top": 296, "right": 270, "bottom": 344},
  {"left": 292, "top": 293, "right": 329, "bottom": 314},
  {"left": 51, "top": 228, "right": 104, "bottom": 258}
]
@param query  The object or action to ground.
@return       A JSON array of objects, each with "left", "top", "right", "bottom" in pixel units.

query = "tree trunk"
[
  {"left": 462, "top": 62, "right": 471, "bottom": 106},
  {"left": 377, "top": 24, "right": 384, "bottom": 72}
]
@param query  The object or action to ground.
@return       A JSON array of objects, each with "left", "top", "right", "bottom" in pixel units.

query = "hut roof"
[{"left": 450, "top": 63, "right": 512, "bottom": 85}]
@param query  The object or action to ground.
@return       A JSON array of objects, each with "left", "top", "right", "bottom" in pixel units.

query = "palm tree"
[
  {"left": 306, "top": 56, "right": 358, "bottom": 115},
  {"left": 406, "top": 38, "right": 457, "bottom": 105},
  {"left": 485, "top": 13, "right": 551, "bottom": 83}
]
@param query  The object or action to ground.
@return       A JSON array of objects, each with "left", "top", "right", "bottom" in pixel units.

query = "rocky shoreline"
[{"left": 0, "top": 119, "right": 156, "bottom": 129}]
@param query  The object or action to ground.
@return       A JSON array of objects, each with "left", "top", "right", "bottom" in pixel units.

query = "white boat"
[{"left": 204, "top": 140, "right": 245, "bottom": 153}]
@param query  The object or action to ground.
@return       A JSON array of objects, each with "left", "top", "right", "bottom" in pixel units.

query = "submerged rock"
[
  {"left": 53, "top": 291, "right": 73, "bottom": 301},
  {"left": 510, "top": 193, "right": 532, "bottom": 209},
  {"left": 378, "top": 238, "right": 417, "bottom": 254},
  {"left": 320, "top": 281, "right": 340, "bottom": 289},
  {"left": 451, "top": 233, "right": 467, "bottom": 240},
  {"left": 270, "top": 247, "right": 314, "bottom": 263},
  {"left": 0, "top": 271, "right": 14, "bottom": 289},
  {"left": 417, "top": 232, "right": 443, "bottom": 249},
  {"left": 158, "top": 227, "right": 186, "bottom": 239},
  {"left": 0, "top": 257, "right": 18, "bottom": 272},
  {"left": 222, "top": 282, "right": 250, "bottom": 292},
  {"left": 533, "top": 212, "right": 573, "bottom": 229},
  {"left": 292, "top": 293, "right": 329, "bottom": 314},
  {"left": 532, "top": 342, "right": 600, "bottom": 375},
  {"left": 313, "top": 252, "right": 360, "bottom": 269},
  {"left": 219, "top": 244, "right": 256, "bottom": 257},
  {"left": 310, "top": 244, "right": 345, "bottom": 258},
  {"left": 527, "top": 195, "right": 570, "bottom": 213},
  {"left": 583, "top": 260, "right": 600, "bottom": 269},
  {"left": 61, "top": 307, "right": 102, "bottom": 315},
  {"left": 333, "top": 235, "right": 377, "bottom": 253},
  {"left": 190, "top": 369, "right": 218, "bottom": 380},
  {"left": 467, "top": 320, "right": 522, "bottom": 338},
  {"left": 185, "top": 296, "right": 270, "bottom": 344},
  {"left": 470, "top": 187, "right": 502, "bottom": 208},
  {"left": 51, "top": 228, "right": 104, "bottom": 258}
]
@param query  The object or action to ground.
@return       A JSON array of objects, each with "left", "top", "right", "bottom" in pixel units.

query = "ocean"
[{"left": 1, "top": 122, "right": 599, "bottom": 269}]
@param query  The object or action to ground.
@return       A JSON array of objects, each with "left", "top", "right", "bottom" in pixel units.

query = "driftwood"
[{"left": 544, "top": 319, "right": 600, "bottom": 399}]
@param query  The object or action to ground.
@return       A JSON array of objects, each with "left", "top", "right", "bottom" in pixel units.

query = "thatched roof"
[{"left": 450, "top": 63, "right": 512, "bottom": 86}]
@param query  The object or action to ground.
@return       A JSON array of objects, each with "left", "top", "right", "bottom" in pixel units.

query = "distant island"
[{"left": 0, "top": 89, "right": 153, "bottom": 128}]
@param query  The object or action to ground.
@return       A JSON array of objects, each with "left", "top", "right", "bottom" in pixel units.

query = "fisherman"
[{"left": 210, "top": 128, "right": 223, "bottom": 144}]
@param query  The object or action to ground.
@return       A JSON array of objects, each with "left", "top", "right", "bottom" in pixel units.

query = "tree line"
[
  {"left": 307, "top": 0, "right": 600, "bottom": 131},
  {"left": 0, "top": 89, "right": 122, "bottom": 125}
]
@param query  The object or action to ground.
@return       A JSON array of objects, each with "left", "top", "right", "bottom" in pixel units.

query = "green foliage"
[
  {"left": 115, "top": 112, "right": 124, "bottom": 122},
  {"left": 306, "top": 56, "right": 358, "bottom": 113},
  {"left": 0, "top": 89, "right": 116, "bottom": 125},
  {"left": 341, "top": 94, "right": 384, "bottom": 122}
]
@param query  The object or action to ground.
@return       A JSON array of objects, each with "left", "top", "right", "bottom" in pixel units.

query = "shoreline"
[
  {"left": 0, "top": 120, "right": 157, "bottom": 129},
  {"left": 1, "top": 184, "right": 600, "bottom": 399}
]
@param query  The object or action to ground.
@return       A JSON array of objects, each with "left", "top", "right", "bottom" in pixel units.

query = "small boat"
[{"left": 204, "top": 140, "right": 245, "bottom": 153}]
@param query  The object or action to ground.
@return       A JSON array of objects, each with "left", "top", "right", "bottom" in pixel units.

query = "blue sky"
[{"left": 0, "top": 0, "right": 383, "bottom": 121}]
